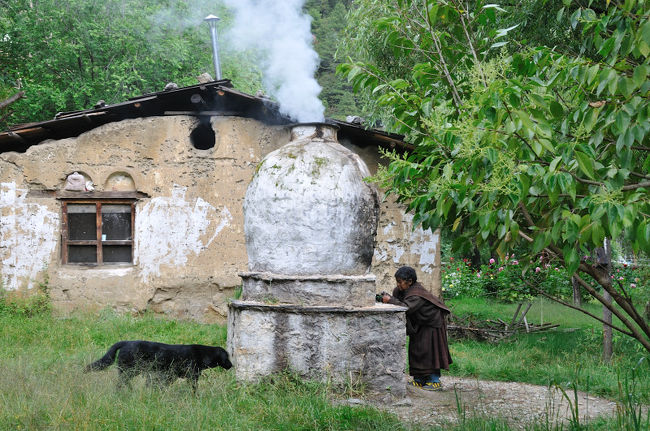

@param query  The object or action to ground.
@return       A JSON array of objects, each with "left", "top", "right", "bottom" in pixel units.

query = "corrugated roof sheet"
[{"left": 0, "top": 80, "right": 410, "bottom": 153}]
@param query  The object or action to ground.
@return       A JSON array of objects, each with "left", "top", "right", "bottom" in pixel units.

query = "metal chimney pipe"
[{"left": 204, "top": 14, "right": 222, "bottom": 81}]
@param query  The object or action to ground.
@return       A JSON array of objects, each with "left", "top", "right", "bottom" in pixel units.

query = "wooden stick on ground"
[{"left": 511, "top": 303, "right": 523, "bottom": 328}]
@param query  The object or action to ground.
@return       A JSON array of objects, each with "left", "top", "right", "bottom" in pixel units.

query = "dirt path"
[{"left": 345, "top": 377, "right": 619, "bottom": 429}]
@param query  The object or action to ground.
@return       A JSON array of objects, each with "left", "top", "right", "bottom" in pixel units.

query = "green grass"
[
  {"left": 0, "top": 298, "right": 648, "bottom": 430},
  {"left": 445, "top": 297, "right": 650, "bottom": 402},
  {"left": 0, "top": 310, "right": 412, "bottom": 431}
]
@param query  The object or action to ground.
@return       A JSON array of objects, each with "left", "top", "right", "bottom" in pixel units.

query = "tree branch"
[
  {"left": 524, "top": 279, "right": 634, "bottom": 336},
  {"left": 630, "top": 171, "right": 650, "bottom": 180},
  {"left": 517, "top": 230, "right": 534, "bottom": 242},
  {"left": 575, "top": 267, "right": 650, "bottom": 344},
  {"left": 0, "top": 91, "right": 25, "bottom": 110},
  {"left": 455, "top": 4, "right": 486, "bottom": 87},
  {"left": 422, "top": 5, "right": 462, "bottom": 111},
  {"left": 564, "top": 170, "right": 603, "bottom": 187},
  {"left": 581, "top": 264, "right": 650, "bottom": 336},
  {"left": 622, "top": 181, "right": 650, "bottom": 191}
]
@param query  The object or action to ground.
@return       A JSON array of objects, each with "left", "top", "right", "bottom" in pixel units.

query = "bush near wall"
[
  {"left": 441, "top": 256, "right": 649, "bottom": 306},
  {"left": 0, "top": 280, "right": 51, "bottom": 317}
]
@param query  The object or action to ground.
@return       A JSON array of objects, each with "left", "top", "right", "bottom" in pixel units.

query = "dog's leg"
[
  {"left": 188, "top": 371, "right": 200, "bottom": 394},
  {"left": 117, "top": 368, "right": 136, "bottom": 390},
  {"left": 163, "top": 372, "right": 176, "bottom": 387},
  {"left": 145, "top": 372, "right": 169, "bottom": 389},
  {"left": 144, "top": 372, "right": 156, "bottom": 388}
]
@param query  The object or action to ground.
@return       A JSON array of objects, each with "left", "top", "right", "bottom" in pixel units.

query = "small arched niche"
[
  {"left": 190, "top": 120, "right": 216, "bottom": 150},
  {"left": 104, "top": 172, "right": 136, "bottom": 192},
  {"left": 63, "top": 171, "right": 93, "bottom": 191}
]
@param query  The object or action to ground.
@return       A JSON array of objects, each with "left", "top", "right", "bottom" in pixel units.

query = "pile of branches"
[{"left": 448, "top": 303, "right": 559, "bottom": 343}]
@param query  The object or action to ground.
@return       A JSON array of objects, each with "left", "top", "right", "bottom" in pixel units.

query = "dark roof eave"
[{"left": 0, "top": 80, "right": 410, "bottom": 153}]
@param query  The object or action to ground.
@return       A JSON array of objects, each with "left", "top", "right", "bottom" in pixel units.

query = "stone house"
[{"left": 0, "top": 80, "right": 441, "bottom": 322}]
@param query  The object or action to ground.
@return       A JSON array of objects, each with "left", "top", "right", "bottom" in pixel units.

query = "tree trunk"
[
  {"left": 571, "top": 275, "right": 582, "bottom": 306},
  {"left": 471, "top": 244, "right": 481, "bottom": 268},
  {"left": 603, "top": 290, "right": 613, "bottom": 363},
  {"left": 602, "top": 238, "right": 613, "bottom": 363}
]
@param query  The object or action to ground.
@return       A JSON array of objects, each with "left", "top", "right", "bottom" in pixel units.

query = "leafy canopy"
[
  {"left": 339, "top": 0, "right": 650, "bottom": 352},
  {"left": 0, "top": 0, "right": 263, "bottom": 129}
]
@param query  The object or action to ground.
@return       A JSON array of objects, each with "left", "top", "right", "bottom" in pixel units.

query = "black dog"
[{"left": 84, "top": 340, "right": 232, "bottom": 392}]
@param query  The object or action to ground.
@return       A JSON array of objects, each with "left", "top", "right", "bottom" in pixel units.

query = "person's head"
[{"left": 395, "top": 266, "right": 417, "bottom": 290}]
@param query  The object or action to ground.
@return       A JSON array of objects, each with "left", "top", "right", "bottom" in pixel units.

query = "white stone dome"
[{"left": 244, "top": 123, "right": 379, "bottom": 275}]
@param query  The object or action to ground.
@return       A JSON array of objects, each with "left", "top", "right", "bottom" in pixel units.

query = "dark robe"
[{"left": 388, "top": 282, "right": 452, "bottom": 375}]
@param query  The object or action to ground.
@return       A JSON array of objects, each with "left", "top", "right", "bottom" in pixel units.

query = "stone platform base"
[
  {"left": 239, "top": 272, "right": 376, "bottom": 307},
  {"left": 227, "top": 300, "right": 407, "bottom": 400}
]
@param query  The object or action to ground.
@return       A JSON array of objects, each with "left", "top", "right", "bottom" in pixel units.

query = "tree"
[
  {"left": 307, "top": 0, "right": 362, "bottom": 119},
  {"left": 0, "top": 0, "right": 263, "bottom": 129},
  {"left": 339, "top": 0, "right": 650, "bottom": 352}
]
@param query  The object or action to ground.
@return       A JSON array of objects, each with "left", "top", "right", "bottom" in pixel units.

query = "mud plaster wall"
[
  {"left": 339, "top": 139, "right": 441, "bottom": 296},
  {"left": 0, "top": 116, "right": 441, "bottom": 322}
]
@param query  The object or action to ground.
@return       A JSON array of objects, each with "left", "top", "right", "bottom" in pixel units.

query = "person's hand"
[{"left": 382, "top": 294, "right": 391, "bottom": 303}]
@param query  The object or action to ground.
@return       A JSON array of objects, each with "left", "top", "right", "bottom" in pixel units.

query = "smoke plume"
[{"left": 222, "top": 0, "right": 325, "bottom": 123}]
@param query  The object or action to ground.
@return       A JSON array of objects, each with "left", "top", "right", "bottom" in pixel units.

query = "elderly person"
[{"left": 382, "top": 266, "right": 452, "bottom": 391}]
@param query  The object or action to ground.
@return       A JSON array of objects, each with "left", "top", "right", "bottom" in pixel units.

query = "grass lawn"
[
  {"left": 0, "top": 297, "right": 647, "bottom": 430},
  {"left": 446, "top": 297, "right": 650, "bottom": 401},
  {"left": 0, "top": 310, "right": 410, "bottom": 431}
]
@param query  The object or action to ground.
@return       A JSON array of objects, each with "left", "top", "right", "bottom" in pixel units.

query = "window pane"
[
  {"left": 68, "top": 204, "right": 97, "bottom": 240},
  {"left": 103, "top": 245, "right": 132, "bottom": 263},
  {"left": 102, "top": 205, "right": 132, "bottom": 240},
  {"left": 68, "top": 245, "right": 97, "bottom": 263},
  {"left": 67, "top": 204, "right": 96, "bottom": 214}
]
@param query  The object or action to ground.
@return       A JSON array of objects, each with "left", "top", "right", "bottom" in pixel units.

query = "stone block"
[
  {"left": 228, "top": 300, "right": 407, "bottom": 400},
  {"left": 239, "top": 272, "right": 376, "bottom": 307}
]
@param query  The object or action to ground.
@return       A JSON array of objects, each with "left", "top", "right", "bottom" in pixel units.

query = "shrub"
[
  {"left": 0, "top": 279, "right": 51, "bottom": 317},
  {"left": 442, "top": 255, "right": 536, "bottom": 302},
  {"left": 442, "top": 255, "right": 648, "bottom": 305}
]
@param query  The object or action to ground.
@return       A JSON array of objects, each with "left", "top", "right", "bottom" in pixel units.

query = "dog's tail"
[{"left": 84, "top": 341, "right": 128, "bottom": 372}]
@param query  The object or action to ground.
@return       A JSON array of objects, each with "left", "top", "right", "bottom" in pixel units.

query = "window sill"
[
  {"left": 56, "top": 265, "right": 136, "bottom": 276},
  {"left": 63, "top": 262, "right": 134, "bottom": 266}
]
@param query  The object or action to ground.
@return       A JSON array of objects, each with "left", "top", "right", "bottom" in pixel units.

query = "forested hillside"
[
  {"left": 306, "top": 0, "right": 361, "bottom": 120},
  {"left": 0, "top": 0, "right": 358, "bottom": 130}
]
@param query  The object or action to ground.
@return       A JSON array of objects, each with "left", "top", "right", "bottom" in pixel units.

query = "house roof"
[{"left": 0, "top": 79, "right": 410, "bottom": 153}]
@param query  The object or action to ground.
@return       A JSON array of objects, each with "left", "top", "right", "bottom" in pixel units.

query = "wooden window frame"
[{"left": 60, "top": 198, "right": 136, "bottom": 266}]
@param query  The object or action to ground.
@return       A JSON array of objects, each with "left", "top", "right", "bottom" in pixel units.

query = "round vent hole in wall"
[{"left": 190, "top": 122, "right": 215, "bottom": 150}]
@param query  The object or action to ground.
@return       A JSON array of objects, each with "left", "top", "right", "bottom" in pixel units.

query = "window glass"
[
  {"left": 63, "top": 200, "right": 135, "bottom": 265},
  {"left": 102, "top": 204, "right": 132, "bottom": 240},
  {"left": 68, "top": 245, "right": 97, "bottom": 263},
  {"left": 103, "top": 245, "right": 132, "bottom": 263},
  {"left": 68, "top": 204, "right": 96, "bottom": 240}
]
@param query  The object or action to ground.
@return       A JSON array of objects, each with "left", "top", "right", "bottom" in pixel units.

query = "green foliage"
[
  {"left": 340, "top": 0, "right": 650, "bottom": 352},
  {"left": 442, "top": 257, "right": 487, "bottom": 299},
  {"left": 441, "top": 255, "right": 626, "bottom": 303},
  {"left": 0, "top": 0, "right": 263, "bottom": 129},
  {"left": 615, "top": 358, "right": 650, "bottom": 431},
  {"left": 503, "top": 0, "right": 585, "bottom": 56},
  {"left": 0, "top": 280, "right": 51, "bottom": 317},
  {"left": 307, "top": 0, "right": 363, "bottom": 119}
]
